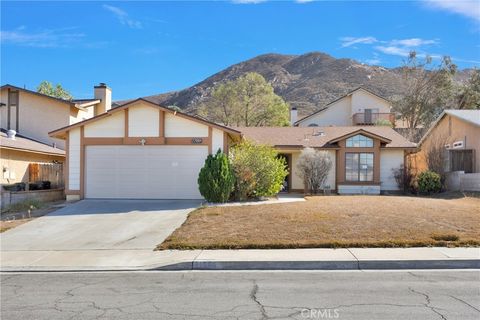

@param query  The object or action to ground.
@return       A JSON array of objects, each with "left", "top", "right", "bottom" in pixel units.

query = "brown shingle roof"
[
  {"left": 1, "top": 130, "right": 65, "bottom": 156},
  {"left": 237, "top": 126, "right": 416, "bottom": 149}
]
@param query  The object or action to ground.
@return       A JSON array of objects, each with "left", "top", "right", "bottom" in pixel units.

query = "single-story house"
[
  {"left": 50, "top": 94, "right": 416, "bottom": 199},
  {"left": 409, "top": 110, "right": 480, "bottom": 174},
  {"left": 239, "top": 126, "right": 417, "bottom": 194},
  {"left": 49, "top": 98, "right": 241, "bottom": 201}
]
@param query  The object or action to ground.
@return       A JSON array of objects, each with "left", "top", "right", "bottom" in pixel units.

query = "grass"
[
  {"left": 2, "top": 199, "right": 45, "bottom": 214},
  {"left": 158, "top": 194, "right": 480, "bottom": 250}
]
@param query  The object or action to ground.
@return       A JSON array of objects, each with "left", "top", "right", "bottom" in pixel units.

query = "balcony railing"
[{"left": 352, "top": 113, "right": 395, "bottom": 126}]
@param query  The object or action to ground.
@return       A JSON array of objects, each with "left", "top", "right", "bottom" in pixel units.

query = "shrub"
[
  {"left": 392, "top": 165, "right": 415, "bottom": 193},
  {"left": 417, "top": 170, "right": 442, "bottom": 194},
  {"left": 296, "top": 148, "right": 333, "bottom": 194},
  {"left": 229, "top": 140, "right": 288, "bottom": 200},
  {"left": 375, "top": 119, "right": 393, "bottom": 127},
  {"left": 198, "top": 149, "right": 234, "bottom": 203}
]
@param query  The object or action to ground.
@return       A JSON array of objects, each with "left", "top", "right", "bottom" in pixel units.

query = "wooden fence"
[{"left": 29, "top": 163, "right": 64, "bottom": 188}]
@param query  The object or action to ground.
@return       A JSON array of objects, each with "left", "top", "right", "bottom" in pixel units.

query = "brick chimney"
[
  {"left": 94, "top": 83, "right": 112, "bottom": 115},
  {"left": 290, "top": 106, "right": 298, "bottom": 126}
]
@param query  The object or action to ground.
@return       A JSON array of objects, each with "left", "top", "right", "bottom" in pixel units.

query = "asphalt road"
[{"left": 1, "top": 270, "right": 479, "bottom": 320}]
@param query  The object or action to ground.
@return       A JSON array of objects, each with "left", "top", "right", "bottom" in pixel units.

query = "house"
[
  {"left": 293, "top": 87, "right": 395, "bottom": 127},
  {"left": 0, "top": 129, "right": 66, "bottom": 208},
  {"left": 49, "top": 98, "right": 241, "bottom": 201},
  {"left": 0, "top": 83, "right": 107, "bottom": 149},
  {"left": 408, "top": 109, "right": 480, "bottom": 191},
  {"left": 239, "top": 126, "right": 416, "bottom": 194}
]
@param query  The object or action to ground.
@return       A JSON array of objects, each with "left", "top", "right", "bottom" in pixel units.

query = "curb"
[{"left": 153, "top": 259, "right": 480, "bottom": 271}]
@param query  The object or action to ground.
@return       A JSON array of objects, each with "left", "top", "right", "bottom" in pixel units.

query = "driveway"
[
  {"left": 1, "top": 199, "right": 201, "bottom": 251},
  {"left": 1, "top": 200, "right": 202, "bottom": 270}
]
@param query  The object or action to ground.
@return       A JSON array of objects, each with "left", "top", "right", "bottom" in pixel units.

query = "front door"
[{"left": 278, "top": 154, "right": 291, "bottom": 192}]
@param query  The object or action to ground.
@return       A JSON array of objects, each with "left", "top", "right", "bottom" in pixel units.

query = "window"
[
  {"left": 345, "top": 153, "right": 374, "bottom": 182},
  {"left": 346, "top": 134, "right": 373, "bottom": 148}
]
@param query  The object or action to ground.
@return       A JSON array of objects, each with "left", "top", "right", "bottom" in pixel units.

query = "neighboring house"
[
  {"left": 239, "top": 126, "right": 416, "bottom": 194},
  {"left": 1, "top": 129, "right": 65, "bottom": 185},
  {"left": 408, "top": 110, "right": 480, "bottom": 191},
  {"left": 0, "top": 83, "right": 107, "bottom": 149},
  {"left": 293, "top": 87, "right": 395, "bottom": 127},
  {"left": 49, "top": 98, "right": 241, "bottom": 201}
]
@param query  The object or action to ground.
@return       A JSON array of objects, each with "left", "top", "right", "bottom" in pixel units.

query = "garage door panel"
[{"left": 85, "top": 145, "right": 207, "bottom": 199}]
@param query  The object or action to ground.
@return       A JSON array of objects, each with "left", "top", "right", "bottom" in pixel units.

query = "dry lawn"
[{"left": 158, "top": 195, "right": 480, "bottom": 250}]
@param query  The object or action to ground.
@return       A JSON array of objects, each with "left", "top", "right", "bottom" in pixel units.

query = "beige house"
[
  {"left": 409, "top": 110, "right": 480, "bottom": 191},
  {"left": 239, "top": 126, "right": 416, "bottom": 194},
  {"left": 293, "top": 87, "right": 395, "bottom": 127},
  {"left": 0, "top": 84, "right": 108, "bottom": 149},
  {"left": 50, "top": 98, "right": 241, "bottom": 201}
]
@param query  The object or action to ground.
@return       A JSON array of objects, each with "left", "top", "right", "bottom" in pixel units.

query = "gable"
[
  {"left": 298, "top": 96, "right": 351, "bottom": 126},
  {"left": 350, "top": 89, "right": 391, "bottom": 114},
  {"left": 84, "top": 110, "right": 125, "bottom": 138}
]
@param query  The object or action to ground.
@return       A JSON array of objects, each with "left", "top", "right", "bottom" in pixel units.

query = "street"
[{"left": 1, "top": 270, "right": 479, "bottom": 319}]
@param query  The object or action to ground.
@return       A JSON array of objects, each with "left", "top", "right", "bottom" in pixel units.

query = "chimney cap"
[
  {"left": 94, "top": 83, "right": 110, "bottom": 89},
  {"left": 291, "top": 106, "right": 297, "bottom": 111}
]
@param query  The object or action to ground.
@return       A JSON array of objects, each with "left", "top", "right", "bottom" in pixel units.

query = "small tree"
[
  {"left": 296, "top": 148, "right": 333, "bottom": 194},
  {"left": 198, "top": 149, "right": 234, "bottom": 203},
  {"left": 229, "top": 140, "right": 287, "bottom": 200},
  {"left": 424, "top": 132, "right": 449, "bottom": 184}
]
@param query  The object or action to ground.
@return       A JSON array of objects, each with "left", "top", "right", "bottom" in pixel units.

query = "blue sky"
[{"left": 1, "top": 1, "right": 479, "bottom": 100}]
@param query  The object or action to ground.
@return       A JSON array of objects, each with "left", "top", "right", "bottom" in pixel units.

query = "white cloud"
[
  {"left": 423, "top": 0, "right": 480, "bottom": 21},
  {"left": 340, "top": 36, "right": 378, "bottom": 48},
  {"left": 390, "top": 38, "right": 438, "bottom": 47},
  {"left": 103, "top": 5, "right": 142, "bottom": 29},
  {"left": 375, "top": 46, "right": 412, "bottom": 57},
  {"left": 0, "top": 27, "right": 85, "bottom": 48},
  {"left": 296, "top": 0, "right": 315, "bottom": 3}
]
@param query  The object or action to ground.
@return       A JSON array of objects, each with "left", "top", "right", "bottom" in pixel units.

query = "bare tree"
[
  {"left": 296, "top": 148, "right": 333, "bottom": 194},
  {"left": 394, "top": 51, "right": 456, "bottom": 129},
  {"left": 424, "top": 132, "right": 450, "bottom": 182}
]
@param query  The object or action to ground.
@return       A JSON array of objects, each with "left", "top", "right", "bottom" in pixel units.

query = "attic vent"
[
  {"left": 452, "top": 141, "right": 464, "bottom": 149},
  {"left": 7, "top": 129, "right": 16, "bottom": 140}
]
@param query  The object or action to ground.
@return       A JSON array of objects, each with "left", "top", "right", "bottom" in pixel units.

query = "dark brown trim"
[
  {"left": 1, "top": 84, "right": 84, "bottom": 109},
  {"left": 328, "top": 129, "right": 392, "bottom": 144},
  {"left": 7, "top": 88, "right": 11, "bottom": 129},
  {"left": 82, "top": 136, "right": 209, "bottom": 146},
  {"left": 65, "top": 133, "right": 69, "bottom": 193},
  {"left": 159, "top": 110, "right": 165, "bottom": 138},
  {"left": 123, "top": 137, "right": 166, "bottom": 145},
  {"left": 223, "top": 132, "right": 228, "bottom": 154}
]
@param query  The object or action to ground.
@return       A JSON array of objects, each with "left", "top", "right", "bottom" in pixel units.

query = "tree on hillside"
[
  {"left": 454, "top": 69, "right": 480, "bottom": 110},
  {"left": 37, "top": 81, "right": 73, "bottom": 100},
  {"left": 199, "top": 72, "right": 290, "bottom": 127},
  {"left": 394, "top": 52, "right": 456, "bottom": 129}
]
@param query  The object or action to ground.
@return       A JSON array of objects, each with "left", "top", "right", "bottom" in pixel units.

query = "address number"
[{"left": 191, "top": 138, "right": 203, "bottom": 144}]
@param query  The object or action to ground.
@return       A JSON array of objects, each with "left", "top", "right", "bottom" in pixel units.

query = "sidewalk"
[{"left": 1, "top": 247, "right": 479, "bottom": 272}]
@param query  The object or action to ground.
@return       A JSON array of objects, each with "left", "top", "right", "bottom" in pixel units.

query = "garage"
[{"left": 85, "top": 145, "right": 208, "bottom": 199}]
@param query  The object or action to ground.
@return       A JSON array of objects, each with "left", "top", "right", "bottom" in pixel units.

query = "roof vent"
[
  {"left": 7, "top": 129, "right": 16, "bottom": 140},
  {"left": 312, "top": 130, "right": 325, "bottom": 137}
]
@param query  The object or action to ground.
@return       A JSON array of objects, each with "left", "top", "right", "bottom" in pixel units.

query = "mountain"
[{"left": 137, "top": 52, "right": 473, "bottom": 117}]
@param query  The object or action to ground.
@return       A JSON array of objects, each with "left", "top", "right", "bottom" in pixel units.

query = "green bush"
[
  {"left": 417, "top": 170, "right": 442, "bottom": 194},
  {"left": 197, "top": 149, "right": 234, "bottom": 203},
  {"left": 229, "top": 140, "right": 288, "bottom": 200}
]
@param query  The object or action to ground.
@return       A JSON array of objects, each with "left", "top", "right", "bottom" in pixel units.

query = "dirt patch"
[
  {"left": 158, "top": 195, "right": 480, "bottom": 250},
  {"left": 1, "top": 201, "right": 66, "bottom": 233}
]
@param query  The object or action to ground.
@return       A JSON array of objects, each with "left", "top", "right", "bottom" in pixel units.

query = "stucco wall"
[
  {"left": 0, "top": 149, "right": 64, "bottom": 185},
  {"left": 0, "top": 89, "right": 71, "bottom": 149},
  {"left": 411, "top": 114, "right": 480, "bottom": 174},
  {"left": 350, "top": 90, "right": 391, "bottom": 116},
  {"left": 211, "top": 128, "right": 224, "bottom": 153},
  {"left": 297, "top": 97, "right": 351, "bottom": 127},
  {"left": 84, "top": 111, "right": 125, "bottom": 138},
  {"left": 128, "top": 104, "right": 159, "bottom": 137},
  {"left": 380, "top": 149, "right": 404, "bottom": 191},
  {"left": 164, "top": 113, "right": 209, "bottom": 137}
]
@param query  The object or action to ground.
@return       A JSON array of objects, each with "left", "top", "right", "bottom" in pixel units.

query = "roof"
[
  {"left": 49, "top": 98, "right": 242, "bottom": 139},
  {"left": 0, "top": 129, "right": 65, "bottom": 156},
  {"left": 237, "top": 126, "right": 417, "bottom": 149},
  {"left": 294, "top": 87, "right": 391, "bottom": 125},
  {"left": 1, "top": 84, "right": 98, "bottom": 111},
  {"left": 418, "top": 109, "right": 480, "bottom": 146}
]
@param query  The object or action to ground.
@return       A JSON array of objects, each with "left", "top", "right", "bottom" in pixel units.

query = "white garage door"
[{"left": 85, "top": 145, "right": 208, "bottom": 199}]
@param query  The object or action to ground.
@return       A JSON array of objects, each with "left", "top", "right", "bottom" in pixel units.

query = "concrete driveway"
[
  {"left": 1, "top": 199, "right": 200, "bottom": 251},
  {"left": 1, "top": 200, "right": 202, "bottom": 270}
]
